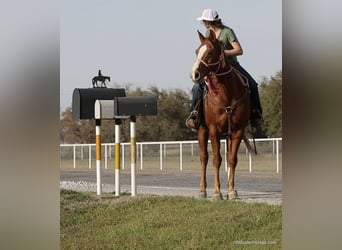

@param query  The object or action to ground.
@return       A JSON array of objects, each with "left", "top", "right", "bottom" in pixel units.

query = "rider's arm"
[{"left": 224, "top": 40, "right": 243, "bottom": 57}]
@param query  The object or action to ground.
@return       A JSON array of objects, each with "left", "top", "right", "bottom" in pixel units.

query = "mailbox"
[
  {"left": 114, "top": 96, "right": 157, "bottom": 116},
  {"left": 72, "top": 88, "right": 126, "bottom": 119}
]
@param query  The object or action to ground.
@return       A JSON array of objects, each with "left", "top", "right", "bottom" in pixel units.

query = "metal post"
[
  {"left": 114, "top": 119, "right": 121, "bottom": 197},
  {"left": 130, "top": 116, "right": 137, "bottom": 196},
  {"left": 179, "top": 143, "right": 183, "bottom": 171},
  {"left": 276, "top": 139, "right": 279, "bottom": 173},
  {"left": 140, "top": 144, "right": 143, "bottom": 170},
  {"left": 95, "top": 119, "right": 102, "bottom": 195},
  {"left": 104, "top": 144, "right": 108, "bottom": 170},
  {"left": 73, "top": 145, "right": 76, "bottom": 169},
  {"left": 160, "top": 144, "right": 163, "bottom": 171},
  {"left": 88, "top": 144, "right": 91, "bottom": 169}
]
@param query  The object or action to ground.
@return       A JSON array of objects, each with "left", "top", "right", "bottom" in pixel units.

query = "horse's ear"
[
  {"left": 208, "top": 29, "right": 216, "bottom": 42},
  {"left": 197, "top": 30, "right": 205, "bottom": 43}
]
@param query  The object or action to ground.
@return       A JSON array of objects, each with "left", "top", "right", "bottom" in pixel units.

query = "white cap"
[{"left": 197, "top": 9, "right": 220, "bottom": 22}]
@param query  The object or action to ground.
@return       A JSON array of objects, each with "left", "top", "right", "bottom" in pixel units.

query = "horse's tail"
[{"left": 243, "top": 135, "right": 257, "bottom": 155}]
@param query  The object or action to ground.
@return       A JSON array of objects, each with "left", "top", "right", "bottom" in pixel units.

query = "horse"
[
  {"left": 190, "top": 30, "right": 255, "bottom": 200},
  {"left": 92, "top": 75, "right": 110, "bottom": 88}
]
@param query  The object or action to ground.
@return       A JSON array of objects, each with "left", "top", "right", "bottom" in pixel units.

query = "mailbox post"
[
  {"left": 72, "top": 88, "right": 126, "bottom": 196},
  {"left": 94, "top": 96, "right": 157, "bottom": 197}
]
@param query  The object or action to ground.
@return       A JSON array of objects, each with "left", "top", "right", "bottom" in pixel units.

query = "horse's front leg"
[
  {"left": 210, "top": 133, "right": 222, "bottom": 200},
  {"left": 198, "top": 127, "right": 208, "bottom": 198},
  {"left": 227, "top": 137, "right": 242, "bottom": 200}
]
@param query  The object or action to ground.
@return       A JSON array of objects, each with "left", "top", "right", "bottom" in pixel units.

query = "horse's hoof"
[
  {"left": 199, "top": 192, "right": 207, "bottom": 199},
  {"left": 212, "top": 193, "right": 223, "bottom": 200},
  {"left": 227, "top": 191, "right": 238, "bottom": 200}
]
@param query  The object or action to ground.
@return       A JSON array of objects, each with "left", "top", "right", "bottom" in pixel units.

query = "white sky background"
[{"left": 60, "top": 0, "right": 282, "bottom": 111}]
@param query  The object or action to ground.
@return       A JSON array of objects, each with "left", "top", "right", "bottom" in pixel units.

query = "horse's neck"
[{"left": 218, "top": 73, "right": 244, "bottom": 104}]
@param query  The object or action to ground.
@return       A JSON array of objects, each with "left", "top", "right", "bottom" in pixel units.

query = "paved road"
[{"left": 60, "top": 169, "right": 282, "bottom": 205}]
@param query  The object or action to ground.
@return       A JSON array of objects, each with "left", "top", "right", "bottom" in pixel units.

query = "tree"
[
  {"left": 124, "top": 86, "right": 196, "bottom": 141},
  {"left": 60, "top": 107, "right": 95, "bottom": 143},
  {"left": 60, "top": 73, "right": 282, "bottom": 144},
  {"left": 259, "top": 71, "right": 282, "bottom": 137}
]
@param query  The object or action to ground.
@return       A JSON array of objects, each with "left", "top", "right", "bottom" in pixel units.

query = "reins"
[{"left": 205, "top": 65, "right": 249, "bottom": 139}]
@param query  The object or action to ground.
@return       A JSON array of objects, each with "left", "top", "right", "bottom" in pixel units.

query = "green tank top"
[{"left": 206, "top": 26, "right": 239, "bottom": 63}]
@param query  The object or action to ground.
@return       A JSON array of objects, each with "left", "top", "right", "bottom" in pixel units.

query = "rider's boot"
[{"left": 185, "top": 110, "right": 200, "bottom": 132}]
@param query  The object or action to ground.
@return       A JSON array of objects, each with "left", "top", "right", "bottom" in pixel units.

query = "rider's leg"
[
  {"left": 186, "top": 82, "right": 204, "bottom": 130},
  {"left": 233, "top": 63, "right": 263, "bottom": 127}
]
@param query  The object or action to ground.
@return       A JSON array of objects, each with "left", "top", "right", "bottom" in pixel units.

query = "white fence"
[{"left": 60, "top": 138, "right": 282, "bottom": 173}]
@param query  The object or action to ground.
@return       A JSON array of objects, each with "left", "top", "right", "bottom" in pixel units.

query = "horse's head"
[{"left": 190, "top": 30, "right": 225, "bottom": 83}]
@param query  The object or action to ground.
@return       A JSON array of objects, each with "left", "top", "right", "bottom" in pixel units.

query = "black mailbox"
[
  {"left": 114, "top": 96, "right": 157, "bottom": 116},
  {"left": 72, "top": 88, "right": 126, "bottom": 119}
]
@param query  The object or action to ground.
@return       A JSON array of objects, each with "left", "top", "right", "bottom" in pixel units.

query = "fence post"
[
  {"left": 276, "top": 139, "right": 279, "bottom": 173},
  {"left": 73, "top": 145, "right": 76, "bottom": 169},
  {"left": 105, "top": 144, "right": 108, "bottom": 170},
  {"left": 140, "top": 144, "right": 143, "bottom": 170},
  {"left": 180, "top": 143, "right": 183, "bottom": 171},
  {"left": 88, "top": 144, "right": 91, "bottom": 169},
  {"left": 160, "top": 143, "right": 163, "bottom": 171}
]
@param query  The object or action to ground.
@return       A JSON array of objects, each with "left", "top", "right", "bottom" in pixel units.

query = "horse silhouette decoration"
[
  {"left": 190, "top": 30, "right": 255, "bottom": 200},
  {"left": 92, "top": 70, "right": 110, "bottom": 88}
]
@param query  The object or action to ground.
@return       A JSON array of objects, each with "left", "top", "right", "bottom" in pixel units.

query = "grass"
[{"left": 61, "top": 189, "right": 282, "bottom": 249}]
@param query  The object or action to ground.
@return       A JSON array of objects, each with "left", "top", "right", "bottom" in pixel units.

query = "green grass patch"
[{"left": 61, "top": 189, "right": 281, "bottom": 249}]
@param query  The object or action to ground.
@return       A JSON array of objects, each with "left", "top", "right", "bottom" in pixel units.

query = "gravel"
[{"left": 60, "top": 180, "right": 282, "bottom": 206}]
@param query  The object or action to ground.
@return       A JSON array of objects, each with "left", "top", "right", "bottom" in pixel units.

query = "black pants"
[
  {"left": 190, "top": 63, "right": 262, "bottom": 119},
  {"left": 233, "top": 62, "right": 263, "bottom": 118}
]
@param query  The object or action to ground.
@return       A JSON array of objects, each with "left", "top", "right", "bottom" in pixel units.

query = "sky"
[{"left": 60, "top": 0, "right": 282, "bottom": 111}]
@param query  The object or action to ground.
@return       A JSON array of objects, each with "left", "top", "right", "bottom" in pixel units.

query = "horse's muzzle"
[{"left": 190, "top": 70, "right": 201, "bottom": 83}]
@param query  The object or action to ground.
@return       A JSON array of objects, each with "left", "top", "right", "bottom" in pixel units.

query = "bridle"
[{"left": 195, "top": 44, "right": 232, "bottom": 76}]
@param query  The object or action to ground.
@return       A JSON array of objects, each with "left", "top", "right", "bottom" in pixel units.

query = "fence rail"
[{"left": 60, "top": 138, "right": 282, "bottom": 173}]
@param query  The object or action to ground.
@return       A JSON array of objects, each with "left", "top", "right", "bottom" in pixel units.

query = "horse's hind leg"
[
  {"left": 227, "top": 137, "right": 242, "bottom": 200},
  {"left": 198, "top": 128, "right": 209, "bottom": 198}
]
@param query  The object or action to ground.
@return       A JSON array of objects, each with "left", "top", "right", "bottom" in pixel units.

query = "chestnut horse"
[{"left": 190, "top": 30, "right": 254, "bottom": 200}]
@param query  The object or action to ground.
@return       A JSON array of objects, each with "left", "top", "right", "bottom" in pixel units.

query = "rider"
[{"left": 186, "top": 9, "right": 263, "bottom": 131}]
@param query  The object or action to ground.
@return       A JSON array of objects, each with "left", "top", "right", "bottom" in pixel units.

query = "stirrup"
[{"left": 185, "top": 111, "right": 200, "bottom": 131}]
